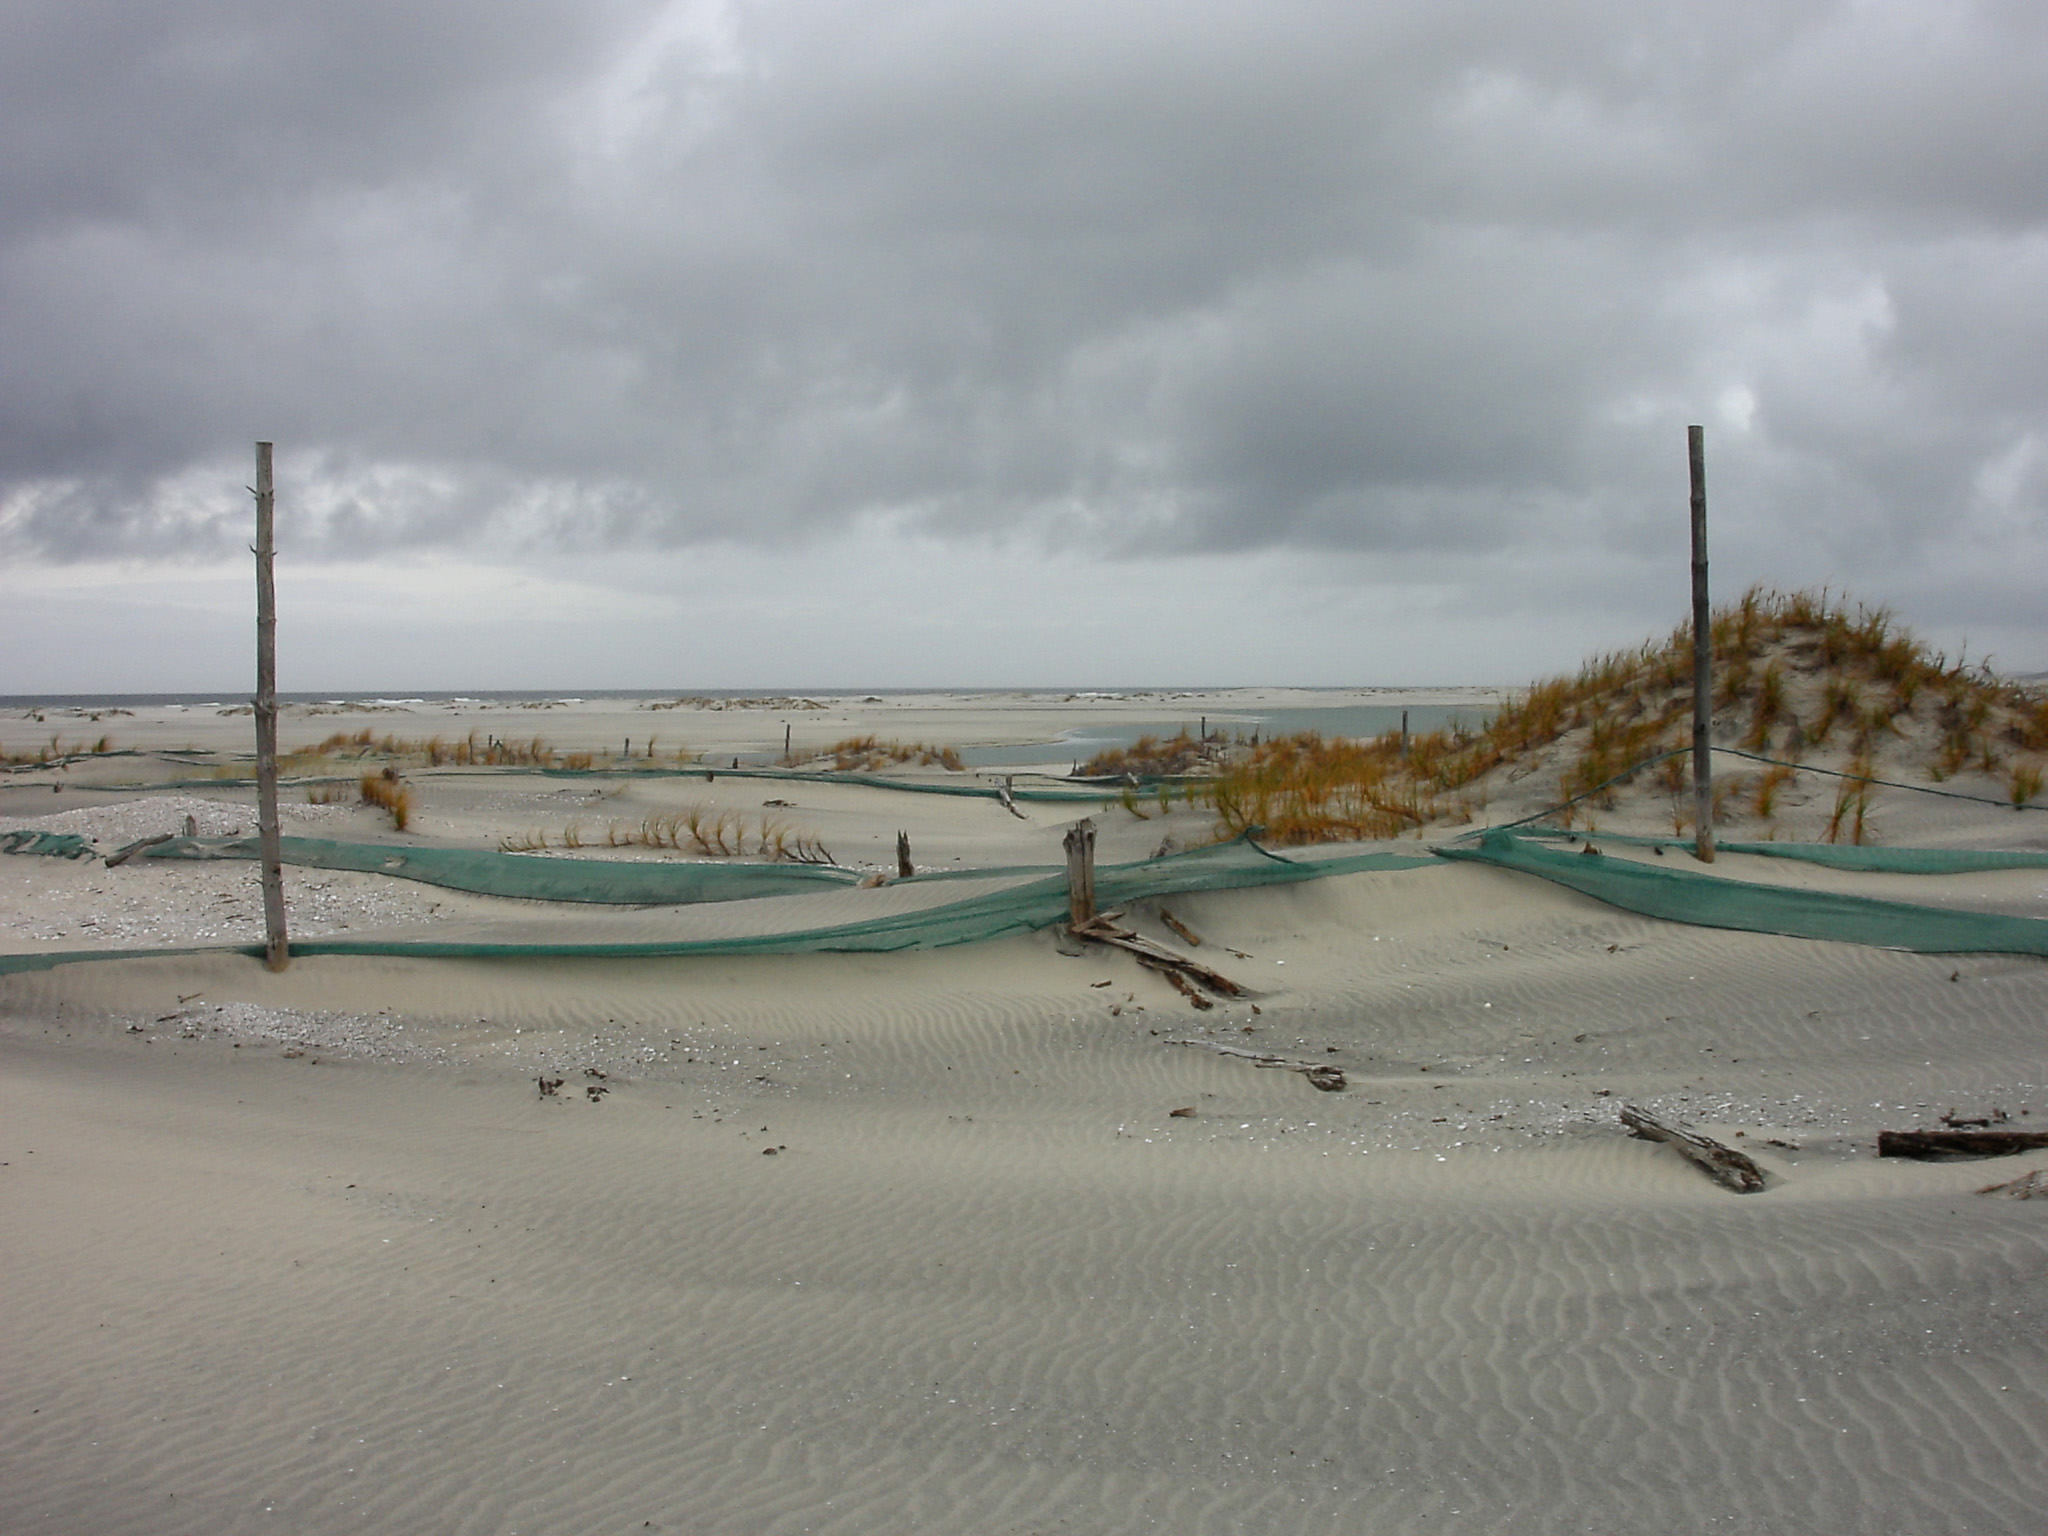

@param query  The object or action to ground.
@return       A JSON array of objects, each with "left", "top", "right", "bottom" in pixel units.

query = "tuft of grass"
[
  {"left": 1742, "top": 663, "right": 1788, "bottom": 751},
  {"left": 1824, "top": 754, "right": 1876, "bottom": 845},
  {"left": 1202, "top": 732, "right": 1435, "bottom": 844},
  {"left": 305, "top": 783, "right": 352, "bottom": 805},
  {"left": 1751, "top": 763, "right": 1797, "bottom": 820},
  {"left": 2010, "top": 759, "right": 2044, "bottom": 808},
  {"left": 359, "top": 769, "right": 415, "bottom": 831}
]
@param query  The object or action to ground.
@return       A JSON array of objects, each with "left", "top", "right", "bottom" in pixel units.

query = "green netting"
[
  {"left": 1439, "top": 829, "right": 2048, "bottom": 957},
  {"left": 12, "top": 818, "right": 2048, "bottom": 976},
  {"left": 1518, "top": 829, "right": 2048, "bottom": 874},
  {"left": 137, "top": 834, "right": 864, "bottom": 903},
  {"left": 0, "top": 829, "right": 97, "bottom": 860},
  {"left": 0, "top": 838, "right": 1435, "bottom": 974}
]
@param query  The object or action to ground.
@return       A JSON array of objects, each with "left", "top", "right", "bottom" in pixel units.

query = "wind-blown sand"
[{"left": 4, "top": 691, "right": 2046, "bottom": 1534}]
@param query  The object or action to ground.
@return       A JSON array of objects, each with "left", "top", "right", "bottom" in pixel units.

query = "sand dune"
[{"left": 4, "top": 691, "right": 2047, "bottom": 1533}]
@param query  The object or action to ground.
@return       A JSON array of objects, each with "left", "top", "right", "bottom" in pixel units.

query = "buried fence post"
[
  {"left": 896, "top": 830, "right": 913, "bottom": 879},
  {"left": 1689, "top": 424, "right": 1715, "bottom": 864},
  {"left": 252, "top": 441, "right": 290, "bottom": 971},
  {"left": 1063, "top": 817, "right": 1097, "bottom": 928}
]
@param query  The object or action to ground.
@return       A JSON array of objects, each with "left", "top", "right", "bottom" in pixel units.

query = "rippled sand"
[{"left": 4, "top": 696, "right": 2048, "bottom": 1533}]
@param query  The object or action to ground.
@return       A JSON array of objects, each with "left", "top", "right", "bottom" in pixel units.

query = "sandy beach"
[{"left": 4, "top": 689, "right": 2047, "bottom": 1534}]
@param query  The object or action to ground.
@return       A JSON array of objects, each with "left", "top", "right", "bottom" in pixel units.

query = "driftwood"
[
  {"left": 1158, "top": 908, "right": 1202, "bottom": 947},
  {"left": 1072, "top": 914, "right": 1244, "bottom": 998},
  {"left": 1978, "top": 1169, "right": 2048, "bottom": 1198},
  {"left": 1163, "top": 1036, "right": 1345, "bottom": 1091},
  {"left": 105, "top": 832, "right": 175, "bottom": 868},
  {"left": 1143, "top": 959, "right": 1214, "bottom": 1009},
  {"left": 996, "top": 778, "right": 1028, "bottom": 820},
  {"left": 1620, "top": 1105, "right": 1767, "bottom": 1193},
  {"left": 1878, "top": 1130, "right": 2048, "bottom": 1162}
]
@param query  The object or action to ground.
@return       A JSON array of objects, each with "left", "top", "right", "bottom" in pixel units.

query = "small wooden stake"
[
  {"left": 896, "top": 830, "right": 913, "bottom": 879},
  {"left": 783, "top": 722, "right": 792, "bottom": 764},
  {"left": 253, "top": 442, "right": 289, "bottom": 971},
  {"left": 1063, "top": 817, "right": 1097, "bottom": 927},
  {"left": 1689, "top": 424, "right": 1715, "bottom": 863}
]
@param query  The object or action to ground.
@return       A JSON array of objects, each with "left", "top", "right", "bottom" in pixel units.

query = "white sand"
[{"left": 4, "top": 693, "right": 2047, "bottom": 1534}]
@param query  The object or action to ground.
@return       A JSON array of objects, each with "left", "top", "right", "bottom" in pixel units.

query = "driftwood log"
[
  {"left": 1163, "top": 1036, "right": 1346, "bottom": 1091},
  {"left": 1072, "top": 914, "right": 1244, "bottom": 998},
  {"left": 1877, "top": 1130, "right": 2048, "bottom": 1161},
  {"left": 1144, "top": 960, "right": 1214, "bottom": 1010},
  {"left": 104, "top": 832, "right": 175, "bottom": 868},
  {"left": 1158, "top": 908, "right": 1203, "bottom": 947},
  {"left": 1620, "top": 1105, "right": 1768, "bottom": 1193}
]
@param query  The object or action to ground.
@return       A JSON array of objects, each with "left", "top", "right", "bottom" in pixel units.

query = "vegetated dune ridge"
[{"left": 3, "top": 637, "right": 2047, "bottom": 1532}]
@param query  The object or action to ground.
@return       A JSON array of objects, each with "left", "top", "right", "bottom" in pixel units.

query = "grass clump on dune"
[
  {"left": 359, "top": 769, "right": 415, "bottom": 832},
  {"left": 500, "top": 806, "right": 835, "bottom": 864},
  {"left": 1079, "top": 731, "right": 1217, "bottom": 778},
  {"left": 820, "top": 736, "right": 965, "bottom": 772},
  {"left": 296, "top": 730, "right": 565, "bottom": 770},
  {"left": 1194, "top": 586, "right": 2047, "bottom": 846}
]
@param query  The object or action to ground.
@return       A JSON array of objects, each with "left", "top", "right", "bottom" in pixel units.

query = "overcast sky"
[{"left": 3, "top": 0, "right": 2045, "bottom": 692}]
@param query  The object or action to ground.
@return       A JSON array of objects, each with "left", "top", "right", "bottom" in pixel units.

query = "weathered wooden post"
[
  {"left": 1063, "top": 817, "right": 1096, "bottom": 928},
  {"left": 1400, "top": 708, "right": 1410, "bottom": 760},
  {"left": 783, "top": 722, "right": 792, "bottom": 764},
  {"left": 896, "top": 830, "right": 913, "bottom": 879},
  {"left": 1689, "top": 424, "right": 1715, "bottom": 863},
  {"left": 253, "top": 442, "right": 290, "bottom": 969}
]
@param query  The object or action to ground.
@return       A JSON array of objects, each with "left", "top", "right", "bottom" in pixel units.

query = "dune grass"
[
  {"left": 1079, "top": 731, "right": 1218, "bottom": 778},
  {"left": 300, "top": 730, "right": 564, "bottom": 769},
  {"left": 1190, "top": 586, "right": 2047, "bottom": 846},
  {"left": 359, "top": 770, "right": 415, "bottom": 832},
  {"left": 818, "top": 736, "right": 966, "bottom": 772},
  {"left": 2, "top": 734, "right": 117, "bottom": 766},
  {"left": 500, "top": 807, "right": 835, "bottom": 864}
]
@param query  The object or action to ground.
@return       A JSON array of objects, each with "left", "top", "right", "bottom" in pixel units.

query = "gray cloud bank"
[{"left": 3, "top": 0, "right": 2045, "bottom": 638}]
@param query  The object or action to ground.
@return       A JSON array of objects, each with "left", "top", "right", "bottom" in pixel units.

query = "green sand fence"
[
  {"left": 0, "top": 836, "right": 1432, "bottom": 974},
  {"left": 7, "top": 817, "right": 2048, "bottom": 974}
]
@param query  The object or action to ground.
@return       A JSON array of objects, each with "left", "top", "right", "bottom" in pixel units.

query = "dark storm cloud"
[{"left": 2, "top": 0, "right": 2045, "bottom": 602}]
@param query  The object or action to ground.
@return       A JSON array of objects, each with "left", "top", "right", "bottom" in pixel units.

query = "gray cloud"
[{"left": 2, "top": 0, "right": 2045, "bottom": 664}]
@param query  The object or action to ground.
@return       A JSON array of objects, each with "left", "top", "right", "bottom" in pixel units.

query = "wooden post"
[
  {"left": 1689, "top": 425, "right": 1714, "bottom": 863},
  {"left": 783, "top": 722, "right": 792, "bottom": 764},
  {"left": 253, "top": 442, "right": 290, "bottom": 970},
  {"left": 1400, "top": 708, "right": 1409, "bottom": 760},
  {"left": 896, "top": 830, "right": 913, "bottom": 879},
  {"left": 1063, "top": 817, "right": 1096, "bottom": 928}
]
